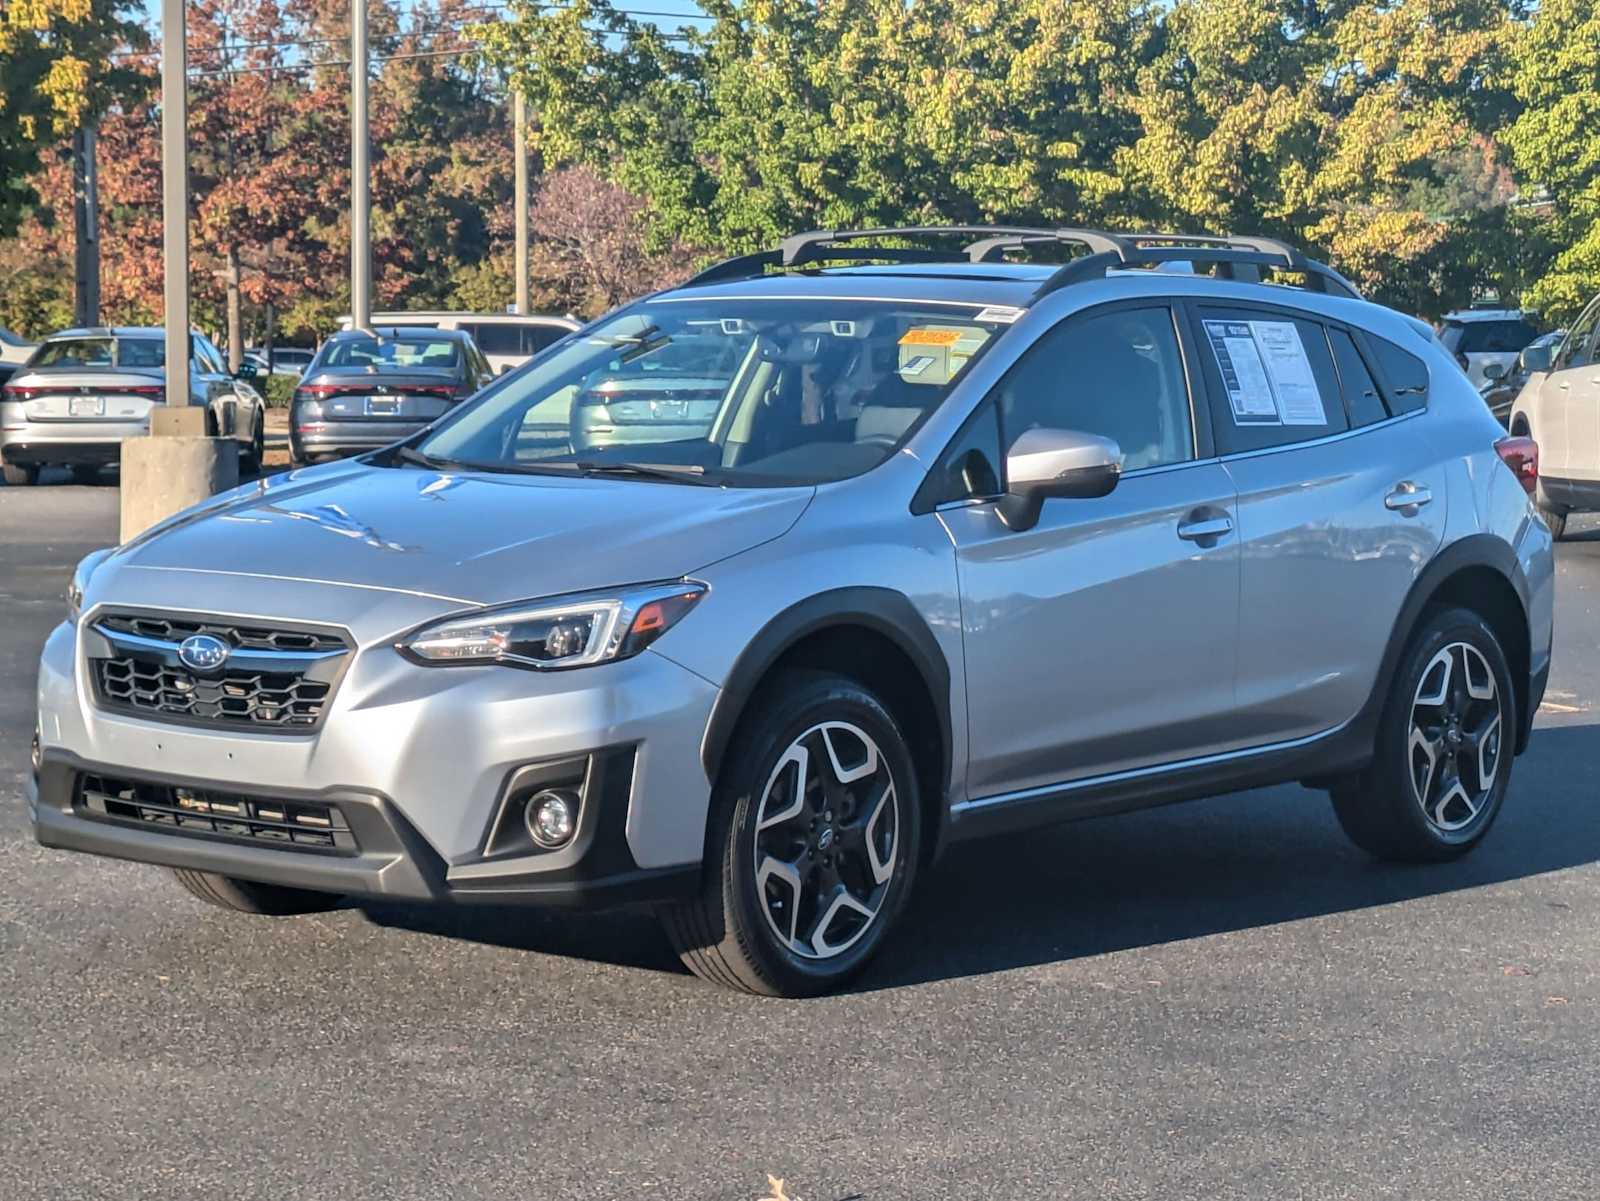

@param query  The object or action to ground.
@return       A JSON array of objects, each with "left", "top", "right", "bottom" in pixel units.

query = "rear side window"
[
  {"left": 1327, "top": 328, "right": 1388, "bottom": 427},
  {"left": 465, "top": 323, "right": 570, "bottom": 357},
  {"left": 1194, "top": 307, "right": 1347, "bottom": 454},
  {"left": 1365, "top": 335, "right": 1429, "bottom": 414}
]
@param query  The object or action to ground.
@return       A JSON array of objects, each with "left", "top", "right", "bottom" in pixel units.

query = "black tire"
[
  {"left": 661, "top": 671, "right": 923, "bottom": 997},
  {"left": 1331, "top": 606, "right": 1516, "bottom": 863},
  {"left": 1539, "top": 502, "right": 1568, "bottom": 541},
  {"left": 2, "top": 462, "right": 38, "bottom": 486},
  {"left": 240, "top": 411, "right": 264, "bottom": 473},
  {"left": 170, "top": 867, "right": 342, "bottom": 915}
]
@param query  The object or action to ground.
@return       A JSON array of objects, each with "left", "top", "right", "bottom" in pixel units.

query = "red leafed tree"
[{"left": 527, "top": 165, "right": 696, "bottom": 315}]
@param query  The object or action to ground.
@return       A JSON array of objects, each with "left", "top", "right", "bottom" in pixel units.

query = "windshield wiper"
[
  {"left": 573, "top": 460, "right": 715, "bottom": 485},
  {"left": 390, "top": 445, "right": 466, "bottom": 471}
]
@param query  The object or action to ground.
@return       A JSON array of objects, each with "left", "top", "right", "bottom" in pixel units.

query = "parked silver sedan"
[{"left": 0, "top": 327, "right": 265, "bottom": 485}]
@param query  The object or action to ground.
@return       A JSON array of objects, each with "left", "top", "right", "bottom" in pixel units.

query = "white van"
[{"left": 336, "top": 311, "right": 579, "bottom": 376}]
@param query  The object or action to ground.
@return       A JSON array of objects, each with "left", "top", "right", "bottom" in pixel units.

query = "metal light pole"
[
  {"left": 161, "top": 0, "right": 190, "bottom": 407},
  {"left": 72, "top": 123, "right": 101, "bottom": 328},
  {"left": 351, "top": 0, "right": 371, "bottom": 331},
  {"left": 514, "top": 90, "right": 529, "bottom": 316}
]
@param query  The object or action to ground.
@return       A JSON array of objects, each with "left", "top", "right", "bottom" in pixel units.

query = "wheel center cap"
[{"left": 817, "top": 827, "right": 836, "bottom": 851}]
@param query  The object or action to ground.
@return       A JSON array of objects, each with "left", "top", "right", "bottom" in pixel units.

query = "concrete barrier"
[{"left": 120, "top": 435, "right": 239, "bottom": 542}]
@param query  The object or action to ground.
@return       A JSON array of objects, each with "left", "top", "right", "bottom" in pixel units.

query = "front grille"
[
  {"left": 86, "top": 611, "right": 351, "bottom": 733},
  {"left": 94, "top": 658, "right": 331, "bottom": 727},
  {"left": 77, "top": 773, "right": 357, "bottom": 852},
  {"left": 96, "top": 613, "right": 346, "bottom": 653}
]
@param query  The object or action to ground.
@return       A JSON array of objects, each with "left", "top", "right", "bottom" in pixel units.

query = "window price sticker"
[{"left": 1204, "top": 319, "right": 1328, "bottom": 427}]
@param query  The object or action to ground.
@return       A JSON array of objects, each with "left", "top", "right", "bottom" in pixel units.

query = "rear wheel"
[
  {"left": 661, "top": 671, "right": 922, "bottom": 996},
  {"left": 1331, "top": 606, "right": 1515, "bottom": 862},
  {"left": 2, "top": 462, "right": 39, "bottom": 486},
  {"left": 170, "top": 868, "right": 342, "bottom": 915}
]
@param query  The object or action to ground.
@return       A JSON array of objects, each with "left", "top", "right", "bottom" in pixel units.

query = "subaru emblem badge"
[{"left": 177, "top": 633, "right": 230, "bottom": 673}]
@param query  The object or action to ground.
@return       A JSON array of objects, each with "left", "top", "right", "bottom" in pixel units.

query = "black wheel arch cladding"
[{"left": 699, "top": 586, "right": 953, "bottom": 802}]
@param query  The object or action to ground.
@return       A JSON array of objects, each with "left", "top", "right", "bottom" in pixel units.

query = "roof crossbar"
[{"left": 680, "top": 225, "right": 1362, "bottom": 301}]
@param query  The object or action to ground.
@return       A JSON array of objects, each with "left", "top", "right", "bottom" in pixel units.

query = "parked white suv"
[
  {"left": 1508, "top": 293, "right": 1600, "bottom": 538},
  {"left": 336, "top": 311, "right": 579, "bottom": 375},
  {"left": 1438, "top": 309, "right": 1540, "bottom": 390}
]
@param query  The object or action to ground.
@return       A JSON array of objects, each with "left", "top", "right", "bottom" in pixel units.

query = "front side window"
[
  {"left": 1556, "top": 298, "right": 1600, "bottom": 371},
  {"left": 415, "top": 298, "right": 1009, "bottom": 487},
  {"left": 996, "top": 306, "right": 1193, "bottom": 471}
]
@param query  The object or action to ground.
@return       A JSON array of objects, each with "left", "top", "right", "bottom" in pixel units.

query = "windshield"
[
  {"left": 414, "top": 298, "right": 1004, "bottom": 486},
  {"left": 30, "top": 337, "right": 164, "bottom": 369},
  {"left": 317, "top": 336, "right": 462, "bottom": 371}
]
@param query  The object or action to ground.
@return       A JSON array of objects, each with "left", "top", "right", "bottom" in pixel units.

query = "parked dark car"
[{"left": 289, "top": 328, "right": 495, "bottom": 464}]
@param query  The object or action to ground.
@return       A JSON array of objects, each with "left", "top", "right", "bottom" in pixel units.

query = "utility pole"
[
  {"left": 161, "top": 0, "right": 190, "bottom": 408},
  {"left": 514, "top": 90, "right": 529, "bottom": 316},
  {"left": 222, "top": 22, "right": 243, "bottom": 372},
  {"left": 350, "top": 0, "right": 371, "bottom": 331},
  {"left": 72, "top": 123, "right": 101, "bottom": 328}
]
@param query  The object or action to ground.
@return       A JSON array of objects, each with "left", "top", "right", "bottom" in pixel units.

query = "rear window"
[
  {"left": 317, "top": 337, "right": 462, "bottom": 370},
  {"left": 30, "top": 337, "right": 165, "bottom": 369},
  {"left": 1440, "top": 320, "right": 1537, "bottom": 355}
]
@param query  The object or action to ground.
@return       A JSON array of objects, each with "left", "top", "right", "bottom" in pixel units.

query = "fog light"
[{"left": 525, "top": 789, "right": 578, "bottom": 848}]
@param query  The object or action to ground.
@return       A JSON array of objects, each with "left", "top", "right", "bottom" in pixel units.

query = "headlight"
[
  {"left": 67, "top": 547, "right": 114, "bottom": 625},
  {"left": 398, "top": 581, "right": 706, "bottom": 670}
]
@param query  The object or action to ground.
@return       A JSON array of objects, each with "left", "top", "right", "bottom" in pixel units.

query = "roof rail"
[{"left": 680, "top": 225, "right": 1362, "bottom": 301}]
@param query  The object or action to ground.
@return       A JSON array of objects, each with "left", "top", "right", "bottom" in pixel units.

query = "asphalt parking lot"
[{"left": 4, "top": 477, "right": 1600, "bottom": 1201}]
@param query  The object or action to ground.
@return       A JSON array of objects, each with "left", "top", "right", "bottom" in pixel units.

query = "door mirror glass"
[
  {"left": 1481, "top": 359, "right": 1507, "bottom": 381},
  {"left": 997, "top": 428, "right": 1122, "bottom": 531},
  {"left": 1521, "top": 343, "right": 1554, "bottom": 374}
]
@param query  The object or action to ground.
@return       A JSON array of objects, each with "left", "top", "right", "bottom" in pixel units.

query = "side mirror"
[
  {"left": 1521, "top": 343, "right": 1554, "bottom": 374},
  {"left": 234, "top": 359, "right": 260, "bottom": 382},
  {"left": 1482, "top": 360, "right": 1507, "bottom": 381},
  {"left": 997, "top": 428, "right": 1122, "bottom": 531}
]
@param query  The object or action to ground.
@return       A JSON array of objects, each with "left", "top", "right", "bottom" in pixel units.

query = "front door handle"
[
  {"left": 1385, "top": 482, "right": 1433, "bottom": 513},
  {"left": 1177, "top": 514, "right": 1234, "bottom": 543}
]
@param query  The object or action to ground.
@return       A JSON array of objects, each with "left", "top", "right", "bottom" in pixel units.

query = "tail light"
[
  {"left": 3, "top": 383, "right": 163, "bottom": 400},
  {"left": 293, "top": 384, "right": 340, "bottom": 404},
  {"left": 1495, "top": 435, "right": 1538, "bottom": 495}
]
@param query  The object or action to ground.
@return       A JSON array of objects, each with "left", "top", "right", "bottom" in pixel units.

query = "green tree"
[
  {"left": 0, "top": 0, "right": 147, "bottom": 236},
  {"left": 1503, "top": 0, "right": 1600, "bottom": 322}
]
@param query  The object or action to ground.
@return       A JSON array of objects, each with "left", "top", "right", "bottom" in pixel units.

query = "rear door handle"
[
  {"left": 1384, "top": 482, "right": 1433, "bottom": 512},
  {"left": 1177, "top": 515, "right": 1234, "bottom": 543}
]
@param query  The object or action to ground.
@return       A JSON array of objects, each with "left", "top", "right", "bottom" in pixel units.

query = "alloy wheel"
[
  {"left": 1408, "top": 641, "right": 1503, "bottom": 833},
  {"left": 752, "top": 720, "right": 899, "bottom": 960}
]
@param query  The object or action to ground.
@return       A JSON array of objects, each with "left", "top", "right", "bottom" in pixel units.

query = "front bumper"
[{"left": 32, "top": 606, "right": 720, "bottom": 907}]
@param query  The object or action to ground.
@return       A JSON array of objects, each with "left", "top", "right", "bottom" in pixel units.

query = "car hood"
[{"left": 111, "top": 461, "right": 814, "bottom": 609}]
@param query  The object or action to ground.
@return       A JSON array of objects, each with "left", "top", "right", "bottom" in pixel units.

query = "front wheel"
[
  {"left": 661, "top": 671, "right": 922, "bottom": 996},
  {"left": 1331, "top": 606, "right": 1516, "bottom": 862},
  {"left": 240, "top": 411, "right": 264, "bottom": 473}
]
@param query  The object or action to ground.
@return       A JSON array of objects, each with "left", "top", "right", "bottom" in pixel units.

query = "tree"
[
  {"left": 1503, "top": 0, "right": 1600, "bottom": 322},
  {"left": 0, "top": 0, "right": 147, "bottom": 236}
]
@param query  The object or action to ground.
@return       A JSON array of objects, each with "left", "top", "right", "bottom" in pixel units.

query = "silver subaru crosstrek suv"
[{"left": 30, "top": 228, "right": 1554, "bottom": 996}]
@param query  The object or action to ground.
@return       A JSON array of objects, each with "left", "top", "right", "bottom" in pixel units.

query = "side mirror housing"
[
  {"left": 1520, "top": 343, "right": 1554, "bottom": 374},
  {"left": 1482, "top": 359, "right": 1507, "bottom": 381},
  {"left": 997, "top": 428, "right": 1122, "bottom": 531}
]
